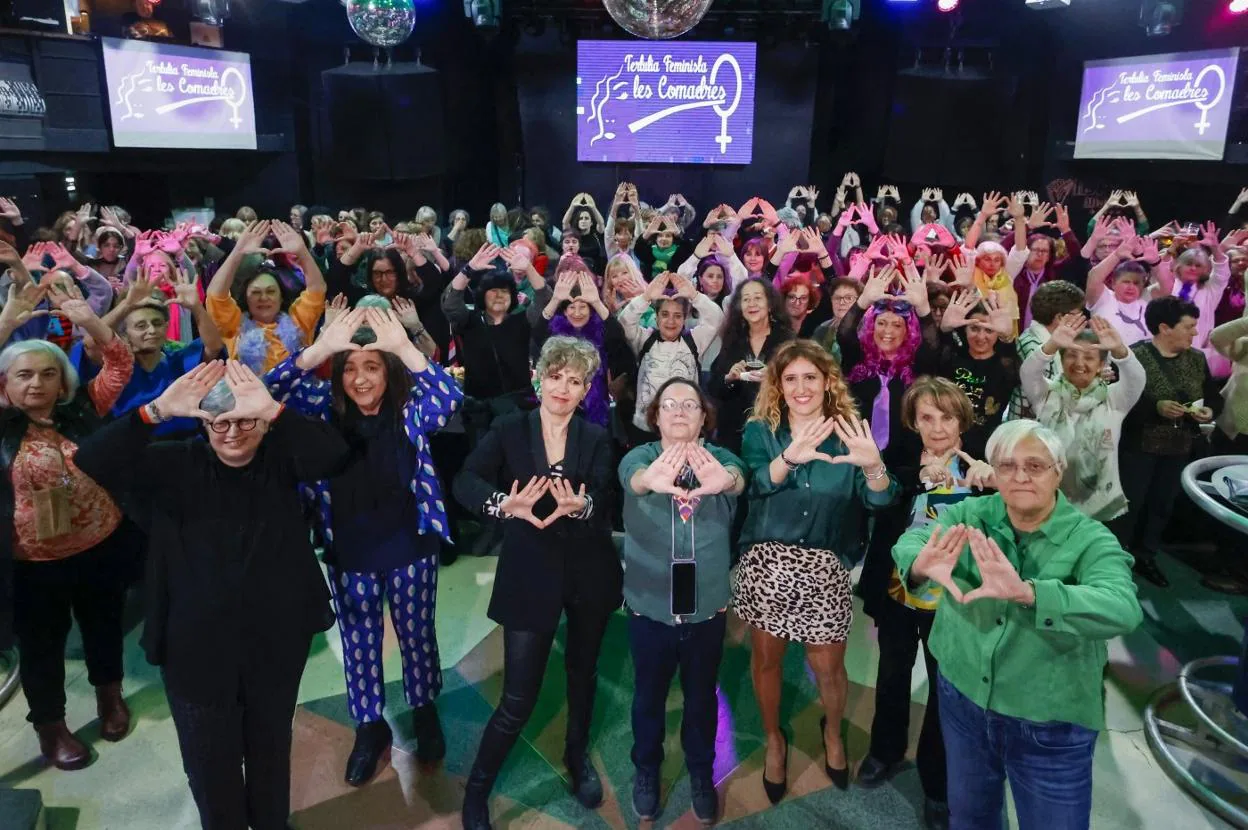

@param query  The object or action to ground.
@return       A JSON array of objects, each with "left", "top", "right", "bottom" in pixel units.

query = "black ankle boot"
[
  {"left": 412, "top": 701, "right": 447, "bottom": 763},
  {"left": 345, "top": 720, "right": 392, "bottom": 787},
  {"left": 462, "top": 768, "right": 494, "bottom": 830},
  {"left": 565, "top": 752, "right": 604, "bottom": 809}
]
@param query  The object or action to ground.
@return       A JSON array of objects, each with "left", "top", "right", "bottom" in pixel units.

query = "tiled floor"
[{"left": 0, "top": 551, "right": 1242, "bottom": 829}]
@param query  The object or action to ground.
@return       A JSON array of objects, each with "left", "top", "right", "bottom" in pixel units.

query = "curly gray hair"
[{"left": 534, "top": 336, "right": 600, "bottom": 385}]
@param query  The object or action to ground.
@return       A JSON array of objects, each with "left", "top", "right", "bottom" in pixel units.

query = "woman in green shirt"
[
  {"left": 619, "top": 377, "right": 746, "bottom": 825},
  {"left": 733, "top": 339, "right": 898, "bottom": 803},
  {"left": 894, "top": 419, "right": 1142, "bottom": 830}
]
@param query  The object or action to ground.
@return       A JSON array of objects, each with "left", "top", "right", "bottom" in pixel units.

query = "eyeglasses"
[
  {"left": 206, "top": 419, "right": 258, "bottom": 434},
  {"left": 372, "top": 267, "right": 397, "bottom": 277},
  {"left": 786, "top": 294, "right": 810, "bottom": 304},
  {"left": 660, "top": 399, "right": 703, "bottom": 413},
  {"left": 992, "top": 460, "right": 1056, "bottom": 478},
  {"left": 873, "top": 299, "right": 913, "bottom": 314}
]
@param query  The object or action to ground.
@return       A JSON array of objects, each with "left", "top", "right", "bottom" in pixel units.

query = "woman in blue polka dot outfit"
[{"left": 264, "top": 302, "right": 462, "bottom": 787}]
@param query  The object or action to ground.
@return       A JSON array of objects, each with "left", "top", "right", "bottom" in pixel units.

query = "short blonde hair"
[
  {"left": 750, "top": 340, "right": 858, "bottom": 431},
  {"left": 535, "top": 336, "right": 600, "bottom": 384},
  {"left": 901, "top": 376, "right": 974, "bottom": 433},
  {"left": 219, "top": 218, "right": 246, "bottom": 240}
]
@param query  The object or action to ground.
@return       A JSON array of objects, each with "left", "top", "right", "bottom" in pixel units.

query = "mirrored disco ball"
[
  {"left": 603, "top": 0, "right": 714, "bottom": 39},
  {"left": 345, "top": 0, "right": 416, "bottom": 48}
]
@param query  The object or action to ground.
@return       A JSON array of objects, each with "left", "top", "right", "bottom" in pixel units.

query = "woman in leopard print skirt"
[{"left": 734, "top": 340, "right": 898, "bottom": 803}]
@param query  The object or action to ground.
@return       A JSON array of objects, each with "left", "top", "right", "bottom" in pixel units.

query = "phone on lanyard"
[{"left": 671, "top": 562, "right": 697, "bottom": 617}]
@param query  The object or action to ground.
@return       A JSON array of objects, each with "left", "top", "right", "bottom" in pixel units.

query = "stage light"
[
  {"left": 937, "top": 0, "right": 959, "bottom": 11},
  {"left": 823, "top": 0, "right": 860, "bottom": 30},
  {"left": 1026, "top": 0, "right": 1072, "bottom": 8},
  {"left": 1140, "top": 0, "right": 1183, "bottom": 35},
  {"left": 1231, "top": 0, "right": 1248, "bottom": 14}
]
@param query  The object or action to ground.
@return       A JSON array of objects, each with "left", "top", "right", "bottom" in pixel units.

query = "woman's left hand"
[
  {"left": 362, "top": 308, "right": 412, "bottom": 354},
  {"left": 955, "top": 450, "right": 997, "bottom": 491},
  {"left": 687, "top": 444, "right": 737, "bottom": 497},
  {"left": 218, "top": 359, "right": 282, "bottom": 423},
  {"left": 544, "top": 477, "right": 588, "bottom": 525},
  {"left": 1191, "top": 406, "right": 1214, "bottom": 424},
  {"left": 960, "top": 528, "right": 1033, "bottom": 605},
  {"left": 830, "top": 416, "right": 884, "bottom": 471},
  {"left": 171, "top": 266, "right": 201, "bottom": 308}
]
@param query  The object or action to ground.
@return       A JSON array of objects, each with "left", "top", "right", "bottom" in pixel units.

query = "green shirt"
[
  {"left": 739, "top": 420, "right": 898, "bottom": 565},
  {"left": 892, "top": 492, "right": 1143, "bottom": 730},
  {"left": 619, "top": 442, "right": 745, "bottom": 625}
]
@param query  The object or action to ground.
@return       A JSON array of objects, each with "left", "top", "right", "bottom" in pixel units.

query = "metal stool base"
[{"left": 1145, "top": 657, "right": 1248, "bottom": 828}]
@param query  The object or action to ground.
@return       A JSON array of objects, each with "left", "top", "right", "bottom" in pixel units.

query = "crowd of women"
[{"left": 0, "top": 180, "right": 1245, "bottom": 830}]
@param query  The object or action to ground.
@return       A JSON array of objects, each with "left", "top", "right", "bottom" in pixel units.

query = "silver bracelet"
[{"left": 863, "top": 464, "right": 888, "bottom": 481}]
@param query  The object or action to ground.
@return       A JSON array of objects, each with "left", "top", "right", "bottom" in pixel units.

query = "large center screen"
[
  {"left": 577, "top": 40, "right": 756, "bottom": 165},
  {"left": 100, "top": 37, "right": 257, "bottom": 150},
  {"left": 1073, "top": 48, "right": 1239, "bottom": 162}
]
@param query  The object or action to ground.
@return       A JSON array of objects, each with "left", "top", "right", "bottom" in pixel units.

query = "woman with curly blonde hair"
[{"left": 734, "top": 339, "right": 898, "bottom": 805}]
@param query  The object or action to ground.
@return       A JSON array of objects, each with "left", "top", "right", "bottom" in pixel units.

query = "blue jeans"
[
  {"left": 938, "top": 673, "right": 1097, "bottom": 830},
  {"left": 627, "top": 612, "right": 727, "bottom": 779}
]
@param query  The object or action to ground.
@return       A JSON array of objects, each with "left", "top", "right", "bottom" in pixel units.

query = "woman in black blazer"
[{"left": 454, "top": 336, "right": 622, "bottom": 830}]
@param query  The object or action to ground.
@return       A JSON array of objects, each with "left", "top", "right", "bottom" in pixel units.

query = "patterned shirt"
[{"left": 264, "top": 352, "right": 463, "bottom": 551}]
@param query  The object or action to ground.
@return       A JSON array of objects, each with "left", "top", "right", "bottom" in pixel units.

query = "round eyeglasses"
[
  {"left": 206, "top": 419, "right": 259, "bottom": 434},
  {"left": 659, "top": 399, "right": 703, "bottom": 413}
]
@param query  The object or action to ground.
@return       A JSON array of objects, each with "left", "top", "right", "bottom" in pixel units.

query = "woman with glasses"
[
  {"left": 75, "top": 360, "right": 352, "bottom": 830},
  {"left": 619, "top": 377, "right": 746, "bottom": 825},
  {"left": 1021, "top": 314, "right": 1144, "bottom": 522},
  {"left": 708, "top": 280, "right": 793, "bottom": 455},
  {"left": 780, "top": 274, "right": 823, "bottom": 338},
  {"left": 734, "top": 339, "right": 897, "bottom": 804},
  {"left": 894, "top": 419, "right": 1142, "bottom": 830},
  {"left": 205, "top": 220, "right": 328, "bottom": 374},
  {"left": 262, "top": 305, "right": 462, "bottom": 786},
  {"left": 0, "top": 287, "right": 134, "bottom": 771},
  {"left": 455, "top": 336, "right": 622, "bottom": 830}
]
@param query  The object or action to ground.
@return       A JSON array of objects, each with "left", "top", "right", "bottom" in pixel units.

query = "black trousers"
[
  {"left": 1108, "top": 448, "right": 1188, "bottom": 560},
  {"left": 12, "top": 531, "right": 129, "bottom": 725},
  {"left": 165, "top": 640, "right": 310, "bottom": 830},
  {"left": 469, "top": 605, "right": 613, "bottom": 787},
  {"left": 868, "top": 606, "right": 947, "bottom": 803}
]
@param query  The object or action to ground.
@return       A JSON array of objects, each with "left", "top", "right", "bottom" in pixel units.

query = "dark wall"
[{"left": 511, "top": 29, "right": 819, "bottom": 214}]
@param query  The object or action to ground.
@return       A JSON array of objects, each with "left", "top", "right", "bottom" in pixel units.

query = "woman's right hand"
[
  {"left": 152, "top": 360, "right": 227, "bottom": 420},
  {"left": 1157, "top": 400, "right": 1188, "bottom": 420},
  {"left": 783, "top": 417, "right": 838, "bottom": 465},
  {"left": 299, "top": 308, "right": 364, "bottom": 369},
  {"left": 641, "top": 444, "right": 689, "bottom": 495},
  {"left": 909, "top": 523, "right": 969, "bottom": 601},
  {"left": 499, "top": 476, "right": 550, "bottom": 528},
  {"left": 725, "top": 360, "right": 747, "bottom": 383}
]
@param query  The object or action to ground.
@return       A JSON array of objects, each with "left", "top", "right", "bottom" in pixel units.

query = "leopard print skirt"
[{"left": 731, "top": 542, "right": 853, "bottom": 645}]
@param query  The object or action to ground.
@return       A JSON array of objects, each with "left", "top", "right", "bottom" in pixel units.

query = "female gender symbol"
[
  {"left": 710, "top": 54, "right": 742, "bottom": 154},
  {"left": 1192, "top": 64, "right": 1226, "bottom": 136}
]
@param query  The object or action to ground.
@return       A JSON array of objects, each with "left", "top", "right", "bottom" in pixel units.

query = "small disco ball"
[
  {"left": 603, "top": 0, "right": 713, "bottom": 39},
  {"left": 345, "top": 0, "right": 416, "bottom": 48}
]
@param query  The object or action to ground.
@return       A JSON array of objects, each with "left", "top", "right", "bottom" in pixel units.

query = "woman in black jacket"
[
  {"left": 75, "top": 360, "right": 351, "bottom": 830},
  {"left": 707, "top": 279, "right": 794, "bottom": 455},
  {"left": 454, "top": 336, "right": 622, "bottom": 830}
]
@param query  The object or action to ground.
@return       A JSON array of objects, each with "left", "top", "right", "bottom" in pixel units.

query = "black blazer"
[
  {"left": 454, "top": 409, "right": 622, "bottom": 632},
  {"left": 75, "top": 409, "right": 350, "bottom": 704}
]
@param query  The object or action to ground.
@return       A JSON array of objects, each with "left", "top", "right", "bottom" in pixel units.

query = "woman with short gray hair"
[
  {"left": 893, "top": 418, "right": 1142, "bottom": 830},
  {"left": 0, "top": 286, "right": 134, "bottom": 772},
  {"left": 75, "top": 359, "right": 352, "bottom": 830},
  {"left": 455, "top": 335, "right": 621, "bottom": 830}
]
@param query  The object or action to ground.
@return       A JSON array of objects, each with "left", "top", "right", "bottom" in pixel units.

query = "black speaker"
[
  {"left": 5, "top": 0, "right": 67, "bottom": 31},
  {"left": 321, "top": 62, "right": 445, "bottom": 181}
]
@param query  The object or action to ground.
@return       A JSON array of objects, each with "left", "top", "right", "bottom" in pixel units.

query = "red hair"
[{"left": 780, "top": 273, "right": 821, "bottom": 311}]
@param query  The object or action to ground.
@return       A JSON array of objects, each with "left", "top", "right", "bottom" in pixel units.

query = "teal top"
[
  {"left": 619, "top": 441, "right": 745, "bottom": 625},
  {"left": 739, "top": 419, "right": 898, "bottom": 566},
  {"left": 892, "top": 491, "right": 1143, "bottom": 731}
]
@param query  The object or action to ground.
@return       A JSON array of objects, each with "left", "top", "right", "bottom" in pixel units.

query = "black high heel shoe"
[
  {"left": 820, "top": 716, "right": 849, "bottom": 790},
  {"left": 762, "top": 728, "right": 790, "bottom": 805}
]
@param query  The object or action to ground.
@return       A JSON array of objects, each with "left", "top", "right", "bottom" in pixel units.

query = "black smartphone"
[{"left": 671, "top": 562, "right": 697, "bottom": 617}]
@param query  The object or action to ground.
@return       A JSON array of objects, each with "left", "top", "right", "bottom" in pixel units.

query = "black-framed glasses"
[
  {"left": 873, "top": 299, "right": 913, "bottom": 314},
  {"left": 206, "top": 419, "right": 258, "bottom": 434}
]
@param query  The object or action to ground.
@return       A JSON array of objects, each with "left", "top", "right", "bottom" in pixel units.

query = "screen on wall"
[
  {"left": 577, "top": 40, "right": 756, "bottom": 165},
  {"left": 1073, "top": 48, "right": 1240, "bottom": 162},
  {"left": 100, "top": 37, "right": 257, "bottom": 150}
]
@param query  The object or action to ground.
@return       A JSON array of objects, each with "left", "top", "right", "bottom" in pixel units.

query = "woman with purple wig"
[
  {"left": 529, "top": 256, "right": 635, "bottom": 429},
  {"left": 835, "top": 263, "right": 940, "bottom": 458}
]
